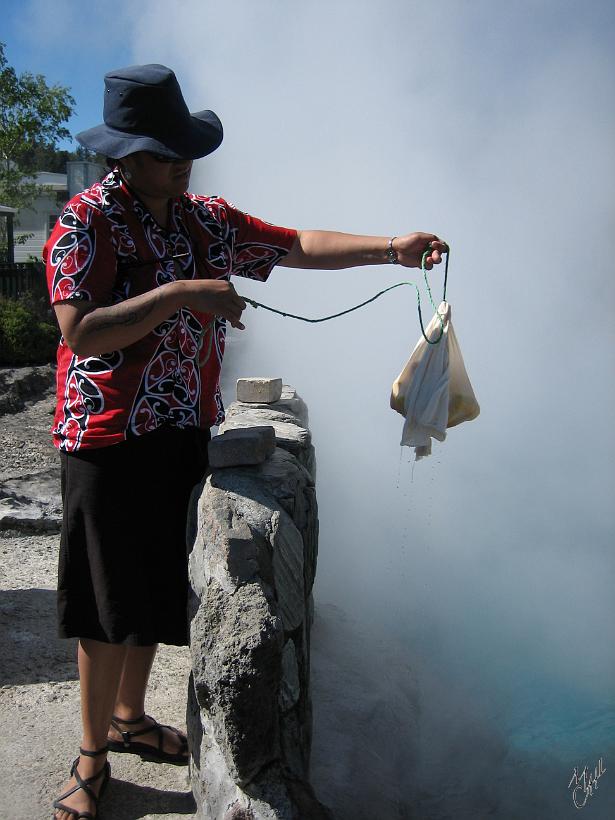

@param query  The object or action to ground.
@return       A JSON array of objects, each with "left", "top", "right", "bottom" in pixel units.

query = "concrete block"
[
  {"left": 208, "top": 426, "right": 276, "bottom": 468},
  {"left": 237, "top": 378, "right": 283, "bottom": 404}
]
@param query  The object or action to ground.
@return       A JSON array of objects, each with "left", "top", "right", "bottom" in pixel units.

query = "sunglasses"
[{"left": 149, "top": 153, "right": 189, "bottom": 164}]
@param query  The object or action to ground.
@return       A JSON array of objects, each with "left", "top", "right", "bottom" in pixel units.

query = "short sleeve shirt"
[{"left": 44, "top": 170, "right": 297, "bottom": 451}]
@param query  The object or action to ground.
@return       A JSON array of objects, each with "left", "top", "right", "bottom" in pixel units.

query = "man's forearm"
[
  {"left": 55, "top": 277, "right": 248, "bottom": 357},
  {"left": 280, "top": 230, "right": 389, "bottom": 269},
  {"left": 279, "top": 230, "right": 446, "bottom": 271},
  {"left": 55, "top": 281, "right": 188, "bottom": 357}
]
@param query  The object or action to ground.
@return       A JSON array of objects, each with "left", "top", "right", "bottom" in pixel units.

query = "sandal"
[
  {"left": 52, "top": 745, "right": 110, "bottom": 819},
  {"left": 107, "top": 713, "right": 189, "bottom": 765}
]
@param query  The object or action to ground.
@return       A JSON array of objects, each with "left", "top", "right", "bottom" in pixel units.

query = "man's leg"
[
  {"left": 54, "top": 639, "right": 127, "bottom": 820},
  {"left": 113, "top": 643, "right": 158, "bottom": 719},
  {"left": 108, "top": 644, "right": 188, "bottom": 757}
]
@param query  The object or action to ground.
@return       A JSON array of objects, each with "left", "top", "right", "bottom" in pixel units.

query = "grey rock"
[
  {"left": 189, "top": 580, "right": 284, "bottom": 786},
  {"left": 301, "top": 488, "right": 320, "bottom": 595},
  {"left": 0, "top": 468, "right": 62, "bottom": 531},
  {"left": 189, "top": 485, "right": 262, "bottom": 595},
  {"left": 270, "top": 511, "right": 304, "bottom": 633},
  {"left": 279, "top": 708, "right": 309, "bottom": 782},
  {"left": 224, "top": 803, "right": 256, "bottom": 820},
  {"left": 245, "top": 763, "right": 334, "bottom": 820},
  {"left": 278, "top": 640, "right": 300, "bottom": 713},
  {"left": 209, "top": 450, "right": 319, "bottom": 598},
  {"left": 236, "top": 378, "right": 283, "bottom": 404},
  {"left": 0, "top": 365, "right": 56, "bottom": 415},
  {"left": 209, "top": 427, "right": 276, "bottom": 468},
  {"left": 221, "top": 404, "right": 315, "bottom": 480},
  {"left": 232, "top": 386, "right": 309, "bottom": 429},
  {"left": 222, "top": 408, "right": 308, "bottom": 443},
  {"left": 188, "top": 384, "right": 330, "bottom": 819},
  {"left": 0, "top": 387, "right": 57, "bottom": 482}
]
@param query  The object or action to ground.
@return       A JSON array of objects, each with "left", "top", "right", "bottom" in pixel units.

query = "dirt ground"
[{"left": 0, "top": 381, "right": 198, "bottom": 819}]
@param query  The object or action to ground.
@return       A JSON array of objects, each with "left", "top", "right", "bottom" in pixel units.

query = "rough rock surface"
[
  {"left": 236, "top": 377, "right": 283, "bottom": 404},
  {"left": 0, "top": 367, "right": 57, "bottom": 478},
  {"left": 0, "top": 364, "right": 57, "bottom": 415},
  {"left": 208, "top": 425, "right": 277, "bottom": 468},
  {"left": 0, "top": 468, "right": 62, "bottom": 531},
  {"left": 187, "top": 387, "right": 332, "bottom": 819},
  {"left": 231, "top": 386, "right": 309, "bottom": 429},
  {"left": 0, "top": 366, "right": 62, "bottom": 532},
  {"left": 222, "top": 386, "right": 315, "bottom": 479}
]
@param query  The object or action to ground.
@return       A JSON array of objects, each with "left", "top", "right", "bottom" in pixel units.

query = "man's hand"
[
  {"left": 392, "top": 233, "right": 448, "bottom": 269},
  {"left": 182, "top": 279, "right": 247, "bottom": 329}
]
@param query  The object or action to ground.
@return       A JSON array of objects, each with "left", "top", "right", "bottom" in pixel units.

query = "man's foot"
[
  {"left": 107, "top": 713, "right": 189, "bottom": 765},
  {"left": 53, "top": 749, "right": 110, "bottom": 820}
]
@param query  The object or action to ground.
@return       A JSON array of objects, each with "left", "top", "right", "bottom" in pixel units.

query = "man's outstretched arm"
[{"left": 278, "top": 230, "right": 447, "bottom": 270}]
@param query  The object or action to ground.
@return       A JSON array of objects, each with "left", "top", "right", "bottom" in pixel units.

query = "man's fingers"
[
  {"left": 425, "top": 238, "right": 447, "bottom": 268},
  {"left": 432, "top": 240, "right": 448, "bottom": 253},
  {"left": 224, "top": 287, "right": 246, "bottom": 323},
  {"left": 226, "top": 283, "right": 246, "bottom": 306},
  {"left": 228, "top": 298, "right": 246, "bottom": 327}
]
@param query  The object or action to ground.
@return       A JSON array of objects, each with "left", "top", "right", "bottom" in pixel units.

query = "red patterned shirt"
[{"left": 44, "top": 170, "right": 297, "bottom": 451}]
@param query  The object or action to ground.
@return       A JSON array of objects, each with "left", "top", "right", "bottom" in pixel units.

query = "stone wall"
[{"left": 187, "top": 384, "right": 333, "bottom": 820}]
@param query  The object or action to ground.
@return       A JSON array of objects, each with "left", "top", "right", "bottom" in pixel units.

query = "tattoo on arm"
[{"left": 87, "top": 294, "right": 159, "bottom": 332}]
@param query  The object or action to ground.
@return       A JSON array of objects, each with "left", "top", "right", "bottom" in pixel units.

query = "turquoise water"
[
  {"left": 391, "top": 605, "right": 615, "bottom": 819},
  {"left": 311, "top": 591, "right": 615, "bottom": 819}
]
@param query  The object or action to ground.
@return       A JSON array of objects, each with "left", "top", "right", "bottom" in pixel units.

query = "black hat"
[{"left": 76, "top": 64, "right": 223, "bottom": 160}]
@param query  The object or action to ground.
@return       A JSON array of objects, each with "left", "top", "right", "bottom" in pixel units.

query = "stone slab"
[
  {"left": 232, "top": 386, "right": 308, "bottom": 428},
  {"left": 208, "top": 426, "right": 276, "bottom": 468},
  {"left": 237, "top": 378, "right": 283, "bottom": 404},
  {"left": 0, "top": 468, "right": 62, "bottom": 531}
]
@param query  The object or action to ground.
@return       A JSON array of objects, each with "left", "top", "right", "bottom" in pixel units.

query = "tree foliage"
[
  {"left": 24, "top": 143, "right": 95, "bottom": 174},
  {"left": 0, "top": 293, "right": 59, "bottom": 365},
  {"left": 0, "top": 41, "right": 75, "bottom": 211}
]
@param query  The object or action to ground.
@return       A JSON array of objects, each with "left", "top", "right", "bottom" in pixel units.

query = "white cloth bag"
[{"left": 390, "top": 302, "right": 479, "bottom": 459}]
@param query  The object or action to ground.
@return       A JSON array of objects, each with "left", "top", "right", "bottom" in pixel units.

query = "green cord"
[{"left": 243, "top": 242, "right": 450, "bottom": 345}]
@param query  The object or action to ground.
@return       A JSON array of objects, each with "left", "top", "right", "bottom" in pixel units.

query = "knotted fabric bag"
[{"left": 390, "top": 302, "right": 479, "bottom": 459}]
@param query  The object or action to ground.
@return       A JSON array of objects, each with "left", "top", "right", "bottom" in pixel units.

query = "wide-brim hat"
[{"left": 76, "top": 63, "right": 223, "bottom": 160}]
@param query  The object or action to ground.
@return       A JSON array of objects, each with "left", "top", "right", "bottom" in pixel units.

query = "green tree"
[
  {"left": 0, "top": 41, "right": 75, "bottom": 252},
  {"left": 23, "top": 143, "right": 95, "bottom": 174}
]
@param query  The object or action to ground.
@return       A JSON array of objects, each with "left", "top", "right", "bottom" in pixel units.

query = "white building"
[{"left": 13, "top": 161, "right": 104, "bottom": 262}]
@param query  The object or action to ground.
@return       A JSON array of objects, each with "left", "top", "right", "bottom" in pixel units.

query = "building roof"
[
  {"left": 0, "top": 204, "right": 17, "bottom": 214},
  {"left": 33, "top": 171, "right": 68, "bottom": 190}
]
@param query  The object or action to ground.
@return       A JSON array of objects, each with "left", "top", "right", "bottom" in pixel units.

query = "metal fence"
[{"left": 0, "top": 262, "right": 48, "bottom": 300}]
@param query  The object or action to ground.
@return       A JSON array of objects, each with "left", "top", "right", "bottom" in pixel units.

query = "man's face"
[{"left": 121, "top": 151, "right": 193, "bottom": 199}]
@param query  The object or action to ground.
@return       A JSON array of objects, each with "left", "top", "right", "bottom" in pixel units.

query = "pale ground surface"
[{"left": 0, "top": 388, "right": 197, "bottom": 819}]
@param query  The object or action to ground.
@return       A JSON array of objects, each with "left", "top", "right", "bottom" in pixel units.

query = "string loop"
[{"left": 243, "top": 243, "right": 450, "bottom": 345}]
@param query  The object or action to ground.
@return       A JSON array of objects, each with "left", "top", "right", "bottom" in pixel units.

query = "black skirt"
[{"left": 58, "top": 425, "right": 210, "bottom": 646}]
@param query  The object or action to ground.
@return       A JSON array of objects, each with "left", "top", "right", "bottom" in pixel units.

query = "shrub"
[{"left": 0, "top": 295, "right": 59, "bottom": 365}]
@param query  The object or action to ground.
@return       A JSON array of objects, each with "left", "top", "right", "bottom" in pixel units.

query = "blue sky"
[
  {"left": 3, "top": 0, "right": 134, "bottom": 147},
  {"left": 4, "top": 0, "right": 615, "bottom": 156}
]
